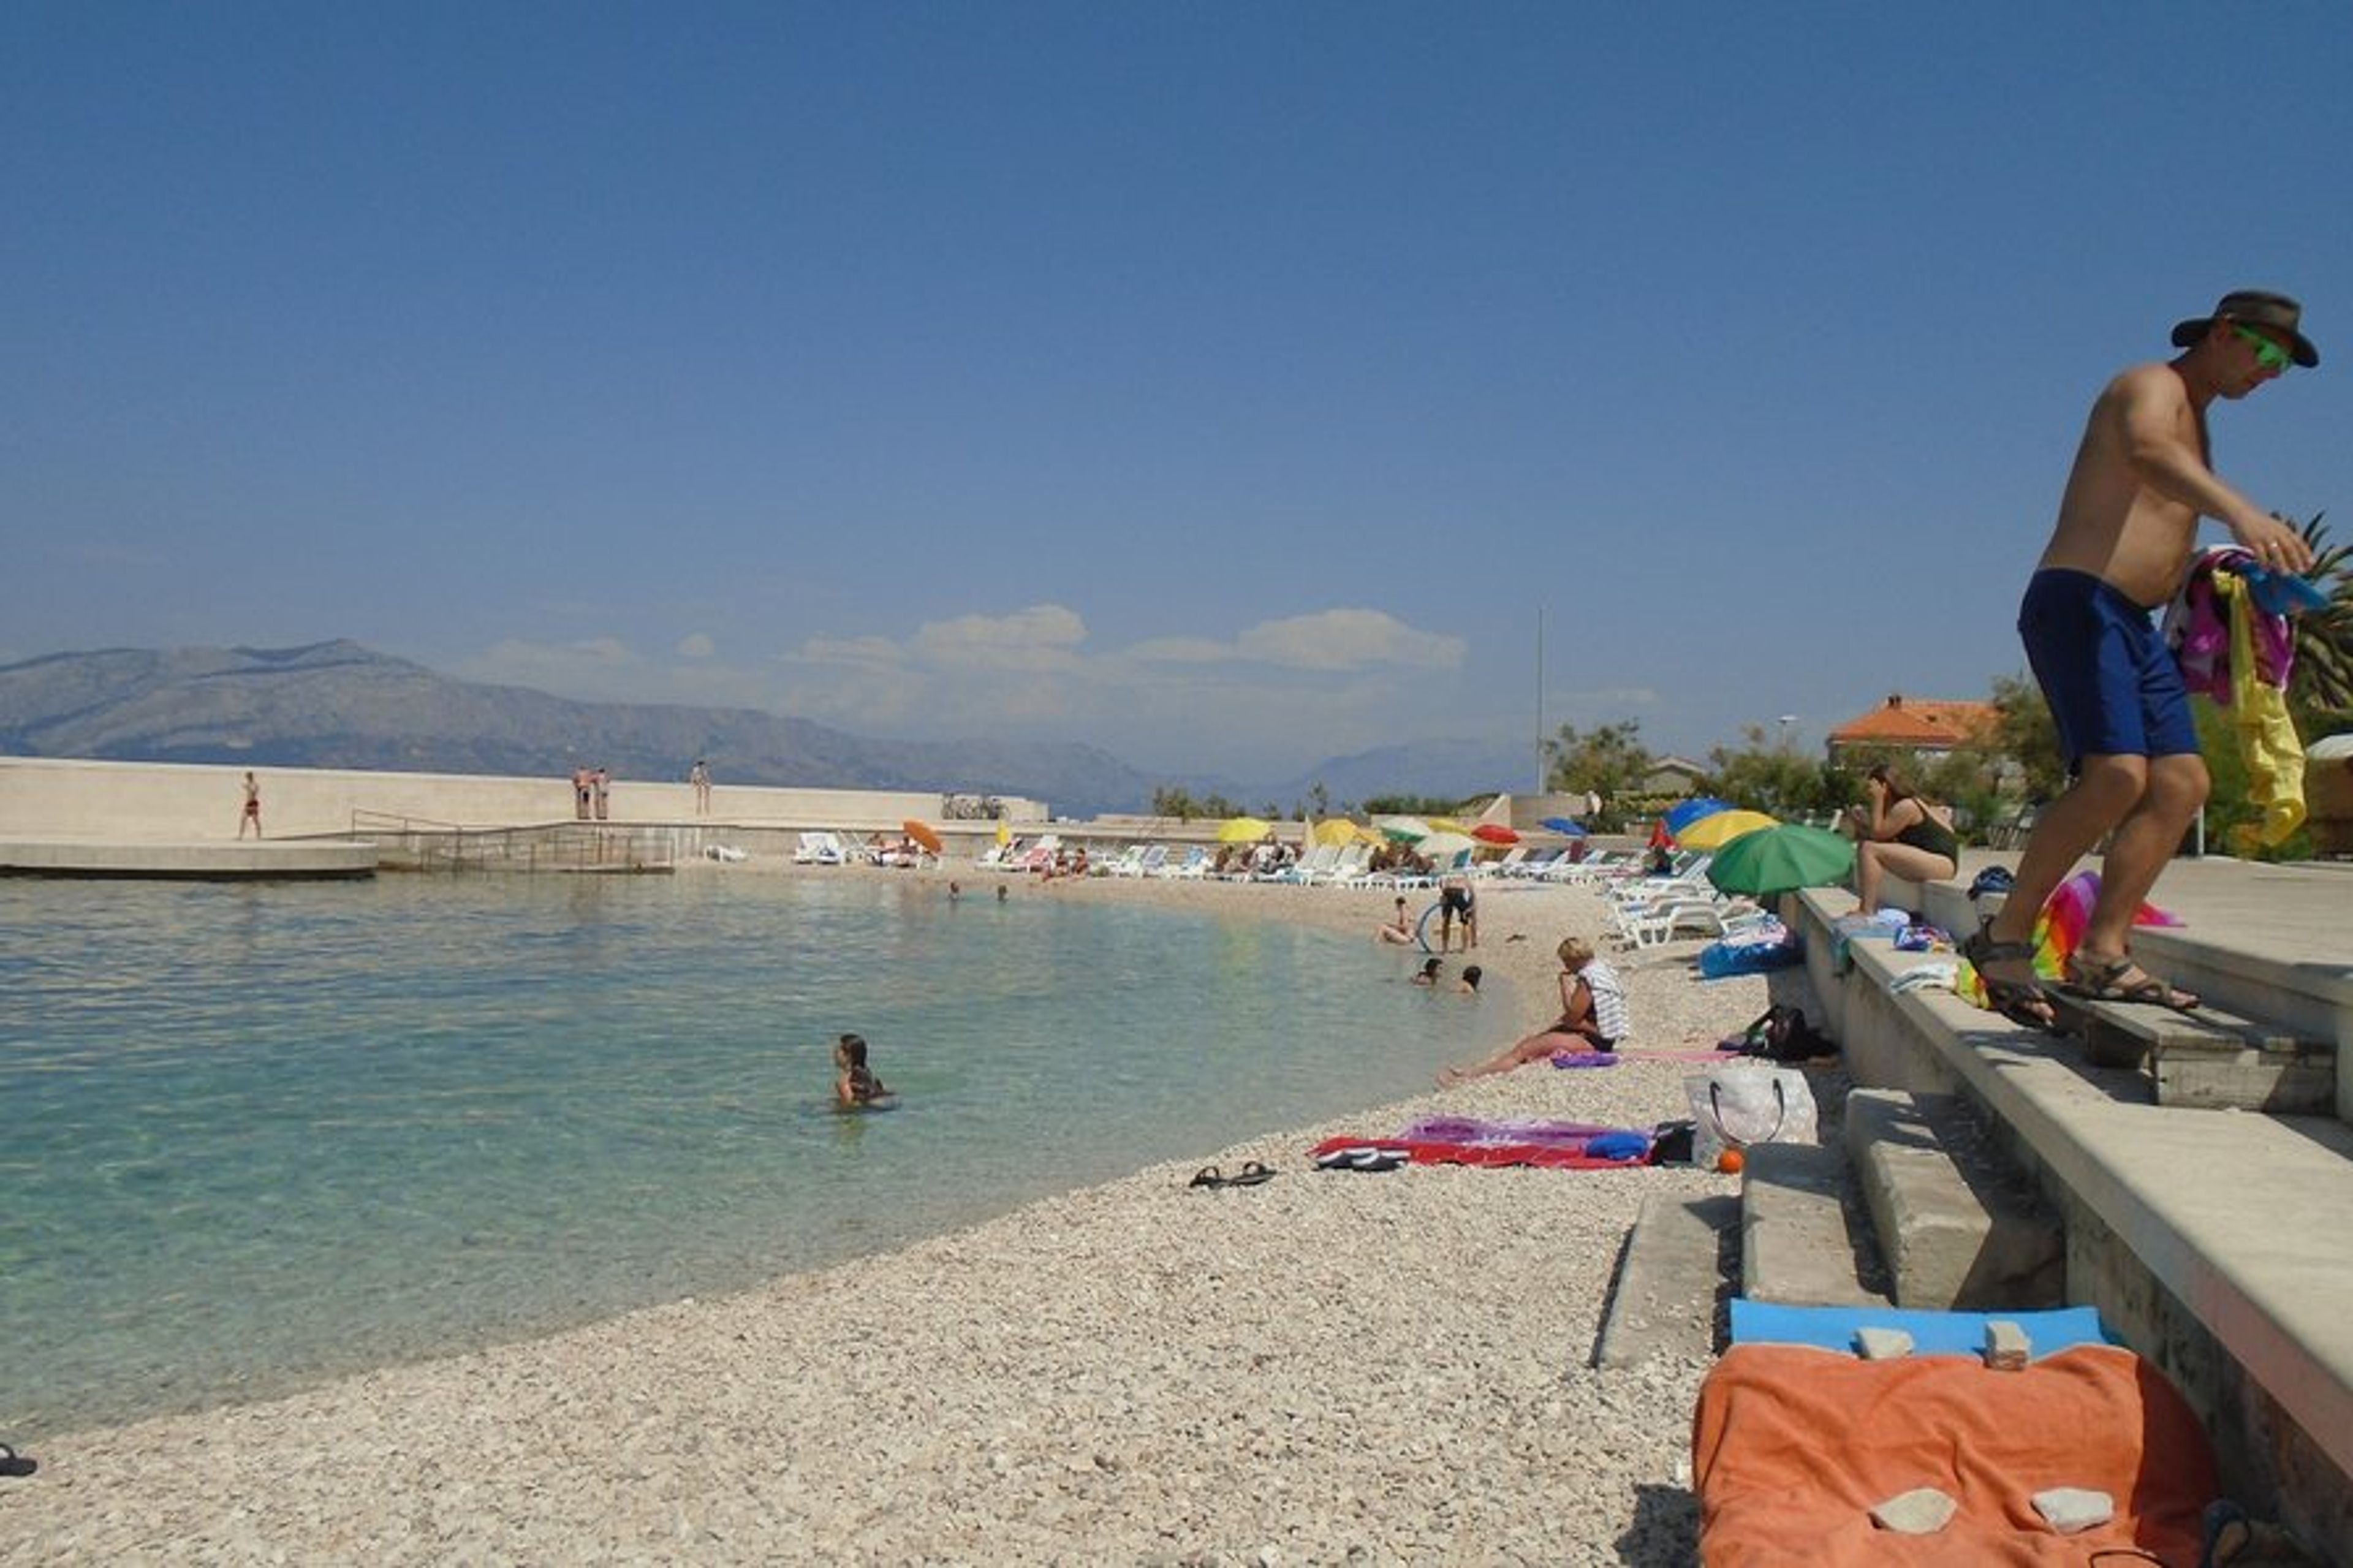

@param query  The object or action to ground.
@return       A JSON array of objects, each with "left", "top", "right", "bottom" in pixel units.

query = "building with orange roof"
[{"left": 1826, "top": 693, "right": 1999, "bottom": 765}]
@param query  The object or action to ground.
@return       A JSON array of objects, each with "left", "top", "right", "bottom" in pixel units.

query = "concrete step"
[
  {"left": 1593, "top": 1192, "right": 1735, "bottom": 1369},
  {"left": 2042, "top": 991, "right": 2335, "bottom": 1112},
  {"left": 1737, "top": 1142, "right": 1889, "bottom": 1308},
  {"left": 1844, "top": 1088, "right": 2064, "bottom": 1311},
  {"left": 1915, "top": 859, "right": 2353, "bottom": 1099}
]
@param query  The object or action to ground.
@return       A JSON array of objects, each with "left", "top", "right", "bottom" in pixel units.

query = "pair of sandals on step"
[{"left": 1962, "top": 923, "right": 2197, "bottom": 1032}]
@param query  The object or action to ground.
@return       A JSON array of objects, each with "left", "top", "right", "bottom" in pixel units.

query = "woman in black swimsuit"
[{"left": 1843, "top": 764, "right": 1961, "bottom": 915}]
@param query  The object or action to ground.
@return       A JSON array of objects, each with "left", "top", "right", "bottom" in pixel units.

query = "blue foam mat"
[{"left": 1729, "top": 1298, "right": 2114, "bottom": 1360}]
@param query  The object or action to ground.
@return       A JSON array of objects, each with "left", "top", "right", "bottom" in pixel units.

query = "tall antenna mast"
[{"left": 1534, "top": 605, "right": 1546, "bottom": 793}]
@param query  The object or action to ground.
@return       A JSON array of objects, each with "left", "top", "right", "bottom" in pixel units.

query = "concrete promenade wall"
[{"left": 0, "top": 757, "right": 1046, "bottom": 841}]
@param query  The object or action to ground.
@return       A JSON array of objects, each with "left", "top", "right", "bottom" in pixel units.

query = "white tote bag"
[{"left": 1683, "top": 1065, "right": 1819, "bottom": 1169}]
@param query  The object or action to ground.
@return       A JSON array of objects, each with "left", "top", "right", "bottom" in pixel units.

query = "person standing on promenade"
[
  {"left": 237, "top": 771, "right": 263, "bottom": 839},
  {"left": 591, "top": 765, "right": 610, "bottom": 821},
  {"left": 572, "top": 765, "right": 593, "bottom": 821},
  {"left": 1965, "top": 289, "right": 2319, "bottom": 1025},
  {"left": 689, "top": 759, "right": 711, "bottom": 815}
]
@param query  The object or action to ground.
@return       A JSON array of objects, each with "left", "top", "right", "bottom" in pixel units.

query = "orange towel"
[{"left": 1692, "top": 1343, "right": 2214, "bottom": 1565}]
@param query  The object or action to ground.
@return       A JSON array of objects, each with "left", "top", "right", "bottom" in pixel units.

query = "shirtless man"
[{"left": 1966, "top": 290, "right": 2317, "bottom": 1025}]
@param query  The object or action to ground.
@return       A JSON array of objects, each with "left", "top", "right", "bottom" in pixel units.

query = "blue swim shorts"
[{"left": 2017, "top": 568, "right": 2199, "bottom": 768}]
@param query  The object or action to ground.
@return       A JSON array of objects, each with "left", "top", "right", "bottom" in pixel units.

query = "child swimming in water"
[{"left": 834, "top": 1032, "right": 893, "bottom": 1108}]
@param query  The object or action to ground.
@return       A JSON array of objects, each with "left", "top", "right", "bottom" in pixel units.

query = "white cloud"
[
  {"left": 569, "top": 637, "right": 642, "bottom": 667},
  {"left": 910, "top": 605, "right": 1089, "bottom": 671},
  {"left": 456, "top": 601, "right": 1503, "bottom": 776},
  {"left": 1124, "top": 610, "right": 1463, "bottom": 672},
  {"left": 1233, "top": 608, "right": 1464, "bottom": 672},
  {"left": 466, "top": 636, "right": 647, "bottom": 689}
]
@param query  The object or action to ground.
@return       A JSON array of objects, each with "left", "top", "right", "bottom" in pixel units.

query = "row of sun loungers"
[
  {"left": 789, "top": 831, "right": 937, "bottom": 869},
  {"left": 798, "top": 832, "right": 1753, "bottom": 947}
]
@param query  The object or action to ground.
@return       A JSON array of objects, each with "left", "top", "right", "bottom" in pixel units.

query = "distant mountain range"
[{"left": 0, "top": 642, "right": 1533, "bottom": 818}]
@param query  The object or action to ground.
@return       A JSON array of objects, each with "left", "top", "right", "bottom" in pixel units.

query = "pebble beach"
[{"left": 2, "top": 864, "right": 1797, "bottom": 1566}]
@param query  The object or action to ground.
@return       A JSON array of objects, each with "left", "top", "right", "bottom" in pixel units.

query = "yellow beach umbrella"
[
  {"left": 1218, "top": 816, "right": 1273, "bottom": 843},
  {"left": 1425, "top": 816, "right": 1469, "bottom": 835},
  {"left": 1312, "top": 818, "right": 1364, "bottom": 847},
  {"left": 1675, "top": 809, "right": 1779, "bottom": 850}
]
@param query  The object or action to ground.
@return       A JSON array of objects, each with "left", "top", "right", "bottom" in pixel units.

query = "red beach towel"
[{"left": 1308, "top": 1133, "right": 1647, "bottom": 1170}]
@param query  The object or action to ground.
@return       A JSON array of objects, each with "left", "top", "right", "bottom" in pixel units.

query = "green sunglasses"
[{"left": 2230, "top": 322, "right": 2295, "bottom": 373}]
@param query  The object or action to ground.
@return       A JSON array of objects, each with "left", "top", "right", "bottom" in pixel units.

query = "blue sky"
[{"left": 9, "top": 3, "right": 2350, "bottom": 784}]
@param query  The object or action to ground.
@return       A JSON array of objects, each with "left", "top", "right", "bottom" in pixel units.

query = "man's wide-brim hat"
[{"left": 2172, "top": 289, "right": 2319, "bottom": 368}]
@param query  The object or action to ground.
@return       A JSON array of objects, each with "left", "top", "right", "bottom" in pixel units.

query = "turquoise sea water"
[{"left": 0, "top": 874, "right": 1499, "bottom": 1440}]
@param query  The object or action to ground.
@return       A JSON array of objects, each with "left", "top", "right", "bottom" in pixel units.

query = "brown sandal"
[
  {"left": 1960, "top": 923, "right": 2058, "bottom": 1031},
  {"left": 2060, "top": 951, "right": 2199, "bottom": 1015}
]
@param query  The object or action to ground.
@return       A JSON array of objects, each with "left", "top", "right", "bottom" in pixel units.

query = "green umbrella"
[{"left": 1705, "top": 824, "right": 1855, "bottom": 898}]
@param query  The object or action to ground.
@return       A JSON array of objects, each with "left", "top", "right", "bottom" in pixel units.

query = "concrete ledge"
[
  {"left": 1738, "top": 1142, "right": 1888, "bottom": 1308},
  {"left": 0, "top": 836, "right": 377, "bottom": 880},
  {"left": 1594, "top": 1192, "right": 1734, "bottom": 1369},
  {"left": 1844, "top": 1088, "right": 2063, "bottom": 1310}
]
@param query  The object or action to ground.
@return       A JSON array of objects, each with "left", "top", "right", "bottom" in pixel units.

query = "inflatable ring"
[{"left": 1413, "top": 900, "right": 1444, "bottom": 954}]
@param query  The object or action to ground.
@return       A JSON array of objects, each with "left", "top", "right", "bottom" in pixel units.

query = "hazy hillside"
[
  {"left": 0, "top": 642, "right": 1539, "bottom": 817},
  {"left": 1262, "top": 739, "right": 1544, "bottom": 811},
  {"left": 0, "top": 642, "right": 1166, "bottom": 817}
]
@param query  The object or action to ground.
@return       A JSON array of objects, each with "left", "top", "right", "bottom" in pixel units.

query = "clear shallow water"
[{"left": 0, "top": 874, "right": 1500, "bottom": 1439}]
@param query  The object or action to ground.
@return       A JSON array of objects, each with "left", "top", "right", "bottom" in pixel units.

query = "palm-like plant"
[{"left": 2288, "top": 511, "right": 2352, "bottom": 715}]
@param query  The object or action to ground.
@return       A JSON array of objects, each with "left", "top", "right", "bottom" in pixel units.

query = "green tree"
[
  {"left": 1151, "top": 786, "right": 1245, "bottom": 820},
  {"left": 2287, "top": 511, "right": 2352, "bottom": 717},
  {"left": 1985, "top": 673, "right": 2067, "bottom": 802},
  {"left": 1544, "top": 720, "right": 1653, "bottom": 828},
  {"left": 1360, "top": 793, "right": 1464, "bottom": 817},
  {"left": 1704, "top": 724, "right": 1840, "bottom": 819}
]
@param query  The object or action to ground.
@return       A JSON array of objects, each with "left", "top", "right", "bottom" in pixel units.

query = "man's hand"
[{"left": 2235, "top": 511, "right": 2317, "bottom": 576}]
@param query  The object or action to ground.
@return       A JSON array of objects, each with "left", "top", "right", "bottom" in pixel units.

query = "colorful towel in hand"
[
  {"left": 2219, "top": 570, "right": 2308, "bottom": 851},
  {"left": 2169, "top": 549, "right": 2307, "bottom": 850},
  {"left": 1958, "top": 870, "right": 2182, "bottom": 1012}
]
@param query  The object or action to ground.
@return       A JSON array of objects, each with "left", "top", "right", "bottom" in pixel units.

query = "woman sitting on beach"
[
  {"left": 1841, "top": 764, "right": 1960, "bottom": 916},
  {"left": 834, "top": 1032, "right": 895, "bottom": 1110},
  {"left": 1438, "top": 937, "right": 1626, "bottom": 1083}
]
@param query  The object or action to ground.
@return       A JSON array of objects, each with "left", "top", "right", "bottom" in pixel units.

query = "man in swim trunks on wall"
[{"left": 1966, "top": 290, "right": 2318, "bottom": 1023}]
